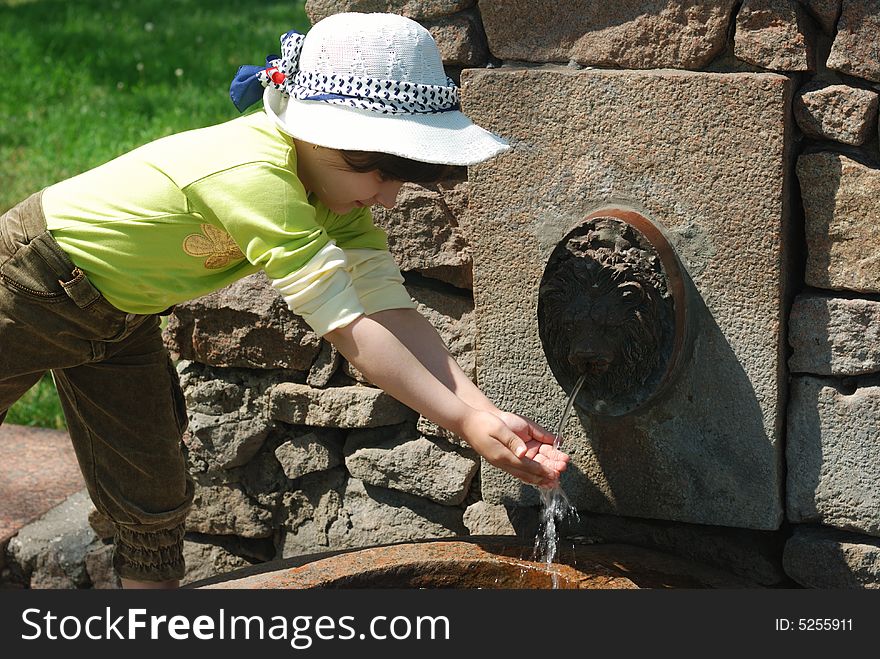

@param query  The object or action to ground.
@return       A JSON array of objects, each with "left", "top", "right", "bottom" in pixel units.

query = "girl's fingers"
[
  {"left": 528, "top": 422, "right": 557, "bottom": 444},
  {"left": 506, "top": 465, "right": 557, "bottom": 487},
  {"left": 537, "top": 443, "right": 570, "bottom": 462},
  {"left": 505, "top": 453, "right": 559, "bottom": 482},
  {"left": 522, "top": 442, "right": 570, "bottom": 465}
]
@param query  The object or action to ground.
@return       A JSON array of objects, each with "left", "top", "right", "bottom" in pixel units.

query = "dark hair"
[{"left": 339, "top": 150, "right": 463, "bottom": 183}]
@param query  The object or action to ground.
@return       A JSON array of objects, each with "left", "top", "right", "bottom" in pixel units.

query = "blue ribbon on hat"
[
  {"left": 230, "top": 57, "right": 277, "bottom": 112},
  {"left": 229, "top": 29, "right": 304, "bottom": 112}
]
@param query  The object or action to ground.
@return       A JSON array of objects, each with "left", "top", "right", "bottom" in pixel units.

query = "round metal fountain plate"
[{"left": 538, "top": 208, "right": 688, "bottom": 416}]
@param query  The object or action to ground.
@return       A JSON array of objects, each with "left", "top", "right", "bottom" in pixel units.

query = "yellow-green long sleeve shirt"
[{"left": 41, "top": 111, "right": 414, "bottom": 335}]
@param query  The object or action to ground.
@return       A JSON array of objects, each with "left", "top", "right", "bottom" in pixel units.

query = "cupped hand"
[
  {"left": 493, "top": 410, "right": 570, "bottom": 477},
  {"left": 460, "top": 410, "right": 570, "bottom": 488}
]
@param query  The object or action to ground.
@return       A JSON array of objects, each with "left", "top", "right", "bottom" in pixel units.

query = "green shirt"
[{"left": 42, "top": 111, "right": 388, "bottom": 315}]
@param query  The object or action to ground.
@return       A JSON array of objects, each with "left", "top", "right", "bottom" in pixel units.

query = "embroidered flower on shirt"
[{"left": 182, "top": 224, "right": 245, "bottom": 269}]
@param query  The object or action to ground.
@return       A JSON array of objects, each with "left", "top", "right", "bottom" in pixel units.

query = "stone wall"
[{"left": 10, "top": 0, "right": 877, "bottom": 589}]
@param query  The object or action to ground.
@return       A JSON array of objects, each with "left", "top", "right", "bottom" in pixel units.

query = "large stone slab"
[
  {"left": 422, "top": 10, "right": 488, "bottom": 67},
  {"left": 789, "top": 294, "right": 880, "bottom": 376},
  {"left": 479, "top": 0, "right": 736, "bottom": 69},
  {"left": 569, "top": 511, "right": 788, "bottom": 585},
  {"left": 797, "top": 152, "right": 880, "bottom": 294},
  {"left": 462, "top": 67, "right": 792, "bottom": 529},
  {"left": 787, "top": 377, "right": 880, "bottom": 537},
  {"left": 274, "top": 429, "right": 344, "bottom": 480},
  {"left": 783, "top": 525, "right": 880, "bottom": 588},
  {"left": 181, "top": 538, "right": 254, "bottom": 587},
  {"left": 280, "top": 468, "right": 346, "bottom": 558}
]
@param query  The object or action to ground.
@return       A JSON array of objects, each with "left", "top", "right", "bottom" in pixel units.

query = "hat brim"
[{"left": 263, "top": 87, "right": 509, "bottom": 166}]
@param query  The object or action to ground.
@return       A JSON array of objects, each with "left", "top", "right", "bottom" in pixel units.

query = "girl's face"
[{"left": 294, "top": 140, "right": 404, "bottom": 215}]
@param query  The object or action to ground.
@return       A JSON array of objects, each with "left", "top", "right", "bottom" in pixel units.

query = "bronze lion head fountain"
[{"left": 538, "top": 208, "right": 690, "bottom": 416}]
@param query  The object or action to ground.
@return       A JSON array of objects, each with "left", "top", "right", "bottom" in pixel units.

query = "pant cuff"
[{"left": 113, "top": 523, "right": 186, "bottom": 582}]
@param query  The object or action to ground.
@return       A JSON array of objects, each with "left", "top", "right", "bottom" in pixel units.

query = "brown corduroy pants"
[{"left": 0, "top": 192, "right": 193, "bottom": 582}]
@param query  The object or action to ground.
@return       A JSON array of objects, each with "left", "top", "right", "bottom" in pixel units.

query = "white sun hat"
[{"left": 248, "top": 12, "right": 509, "bottom": 166}]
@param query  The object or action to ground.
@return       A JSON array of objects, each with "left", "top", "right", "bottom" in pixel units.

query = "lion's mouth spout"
[{"left": 569, "top": 353, "right": 613, "bottom": 376}]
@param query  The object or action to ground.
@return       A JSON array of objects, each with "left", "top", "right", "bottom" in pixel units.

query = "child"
[{"left": 0, "top": 12, "right": 569, "bottom": 589}]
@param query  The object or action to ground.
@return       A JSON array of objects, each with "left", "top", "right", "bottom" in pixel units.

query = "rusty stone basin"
[{"left": 194, "top": 536, "right": 757, "bottom": 589}]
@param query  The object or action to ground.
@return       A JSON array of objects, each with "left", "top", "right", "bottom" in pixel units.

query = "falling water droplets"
[{"left": 532, "top": 374, "right": 586, "bottom": 588}]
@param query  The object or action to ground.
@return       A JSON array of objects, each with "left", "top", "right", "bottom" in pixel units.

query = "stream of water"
[{"left": 532, "top": 374, "right": 586, "bottom": 588}]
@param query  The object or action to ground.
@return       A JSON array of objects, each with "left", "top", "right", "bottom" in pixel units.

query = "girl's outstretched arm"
[{"left": 324, "top": 311, "right": 568, "bottom": 486}]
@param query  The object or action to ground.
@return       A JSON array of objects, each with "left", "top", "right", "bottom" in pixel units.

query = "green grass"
[
  {"left": 4, "top": 373, "right": 66, "bottom": 429},
  {"left": 2, "top": 0, "right": 310, "bottom": 427},
  {"left": 1, "top": 0, "right": 309, "bottom": 211}
]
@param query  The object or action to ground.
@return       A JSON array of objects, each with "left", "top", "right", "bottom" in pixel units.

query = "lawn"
[{"left": 1, "top": 0, "right": 310, "bottom": 427}]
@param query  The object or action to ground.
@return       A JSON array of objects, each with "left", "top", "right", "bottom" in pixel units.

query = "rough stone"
[
  {"left": 163, "top": 272, "right": 320, "bottom": 370},
  {"left": 228, "top": 429, "right": 296, "bottom": 498},
  {"left": 87, "top": 507, "right": 115, "bottom": 541},
  {"left": 423, "top": 10, "right": 488, "bottom": 67},
  {"left": 409, "top": 283, "right": 476, "bottom": 378},
  {"left": 177, "top": 361, "right": 283, "bottom": 471},
  {"left": 462, "top": 67, "right": 791, "bottom": 529},
  {"left": 371, "top": 180, "right": 472, "bottom": 290},
  {"left": 268, "top": 382, "right": 415, "bottom": 428},
  {"left": 799, "top": 0, "right": 842, "bottom": 35},
  {"left": 274, "top": 429, "right": 344, "bottom": 480},
  {"left": 417, "top": 415, "right": 466, "bottom": 447},
  {"left": 827, "top": 0, "right": 880, "bottom": 83},
  {"left": 280, "top": 469, "right": 347, "bottom": 558},
  {"left": 344, "top": 425, "right": 478, "bottom": 504},
  {"left": 84, "top": 543, "right": 121, "bottom": 589},
  {"left": 186, "top": 483, "right": 275, "bottom": 538},
  {"left": 797, "top": 152, "right": 880, "bottom": 293},
  {"left": 6, "top": 490, "right": 99, "bottom": 588},
  {"left": 787, "top": 377, "right": 880, "bottom": 537},
  {"left": 306, "top": 341, "right": 341, "bottom": 388},
  {"left": 340, "top": 360, "right": 370, "bottom": 384},
  {"left": 182, "top": 538, "right": 253, "bottom": 586},
  {"left": 463, "top": 501, "right": 517, "bottom": 535},
  {"left": 783, "top": 525, "right": 880, "bottom": 588},
  {"left": 735, "top": 0, "right": 816, "bottom": 71},
  {"left": 479, "top": 0, "right": 736, "bottom": 69},
  {"left": 306, "top": 0, "right": 474, "bottom": 22},
  {"left": 326, "top": 477, "right": 467, "bottom": 548},
  {"left": 789, "top": 294, "right": 880, "bottom": 376},
  {"left": 794, "top": 82, "right": 879, "bottom": 145},
  {"left": 279, "top": 452, "right": 478, "bottom": 563},
  {"left": 184, "top": 412, "right": 272, "bottom": 472}
]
